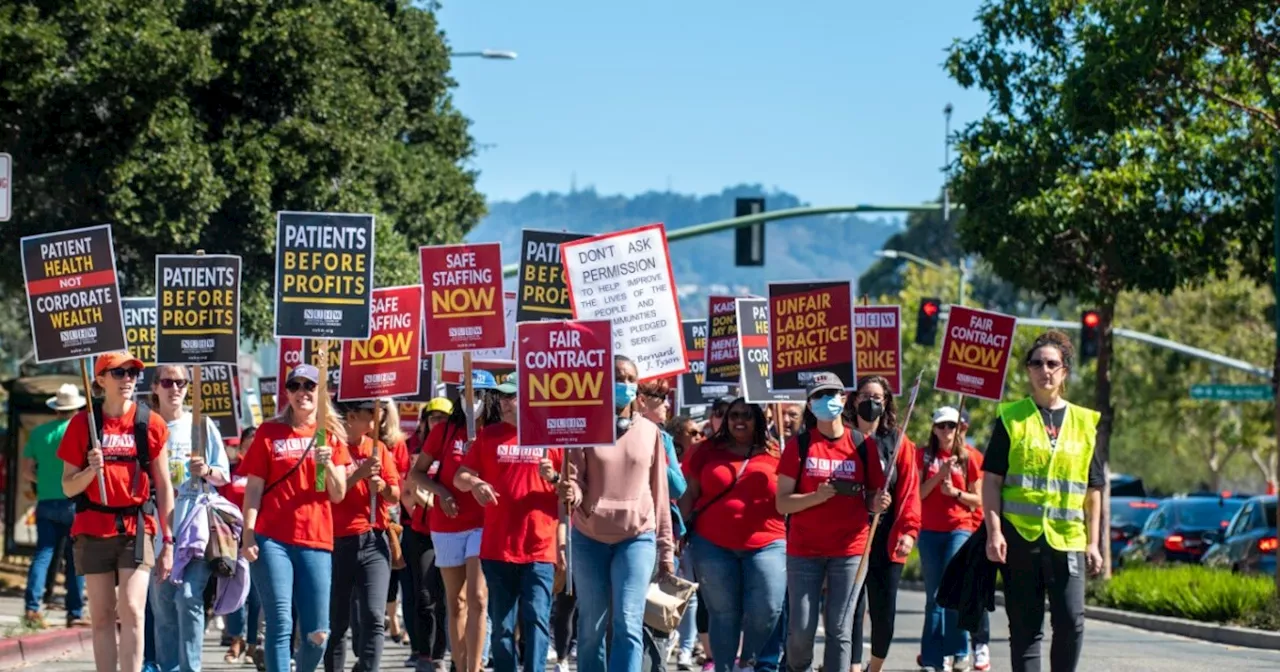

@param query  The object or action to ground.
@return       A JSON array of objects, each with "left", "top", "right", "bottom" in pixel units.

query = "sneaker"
[
  {"left": 701, "top": 661, "right": 715, "bottom": 672},
  {"left": 951, "top": 655, "right": 971, "bottom": 672},
  {"left": 548, "top": 647, "right": 560, "bottom": 661},
  {"left": 943, "top": 655, "right": 955, "bottom": 672},
  {"left": 21, "top": 610, "right": 47, "bottom": 629},
  {"left": 677, "top": 650, "right": 695, "bottom": 670},
  {"left": 973, "top": 645, "right": 990, "bottom": 671},
  {"left": 568, "top": 644, "right": 577, "bottom": 660},
  {"left": 555, "top": 662, "right": 570, "bottom": 672},
  {"left": 66, "top": 614, "right": 90, "bottom": 628},
  {"left": 251, "top": 647, "right": 267, "bottom": 672},
  {"left": 404, "top": 656, "right": 418, "bottom": 668}
]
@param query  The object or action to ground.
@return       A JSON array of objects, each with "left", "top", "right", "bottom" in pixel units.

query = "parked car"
[
  {"left": 1117, "top": 496, "right": 1244, "bottom": 567},
  {"left": 1111, "top": 473, "right": 1147, "bottom": 497},
  {"left": 1110, "top": 496, "right": 1161, "bottom": 569},
  {"left": 1202, "top": 495, "right": 1277, "bottom": 576}
]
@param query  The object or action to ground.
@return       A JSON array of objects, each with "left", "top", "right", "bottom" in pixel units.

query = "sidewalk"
[{"left": 0, "top": 591, "right": 92, "bottom": 669}]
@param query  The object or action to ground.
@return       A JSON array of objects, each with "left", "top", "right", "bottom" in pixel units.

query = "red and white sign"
[
  {"left": 276, "top": 337, "right": 305, "bottom": 411},
  {"left": 854, "top": 305, "right": 902, "bottom": 395},
  {"left": 561, "top": 223, "right": 687, "bottom": 382},
  {"left": 420, "top": 242, "right": 506, "bottom": 353},
  {"left": 934, "top": 306, "right": 1018, "bottom": 401},
  {"left": 442, "top": 291, "right": 517, "bottom": 376},
  {"left": 338, "top": 285, "right": 423, "bottom": 401},
  {"left": 0, "top": 153, "right": 11, "bottom": 222},
  {"left": 517, "top": 320, "right": 615, "bottom": 448},
  {"left": 704, "top": 295, "right": 740, "bottom": 386}
]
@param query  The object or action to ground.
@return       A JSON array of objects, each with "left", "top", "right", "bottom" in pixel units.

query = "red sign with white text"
[
  {"left": 934, "top": 305, "right": 1017, "bottom": 402},
  {"left": 338, "top": 285, "right": 423, "bottom": 401},
  {"left": 420, "top": 242, "right": 506, "bottom": 353},
  {"left": 704, "top": 295, "right": 740, "bottom": 386},
  {"left": 853, "top": 305, "right": 902, "bottom": 395},
  {"left": 517, "top": 320, "right": 615, "bottom": 448}
]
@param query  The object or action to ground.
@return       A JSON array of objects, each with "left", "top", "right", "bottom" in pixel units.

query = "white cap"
[{"left": 932, "top": 406, "right": 960, "bottom": 425}]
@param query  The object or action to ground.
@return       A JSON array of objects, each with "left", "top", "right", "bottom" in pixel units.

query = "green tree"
[{"left": 0, "top": 0, "right": 486, "bottom": 343}]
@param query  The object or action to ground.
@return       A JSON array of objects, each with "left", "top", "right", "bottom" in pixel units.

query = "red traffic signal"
[
  {"left": 916, "top": 297, "right": 942, "bottom": 346},
  {"left": 922, "top": 300, "right": 940, "bottom": 317},
  {"left": 1082, "top": 310, "right": 1100, "bottom": 328},
  {"left": 1080, "top": 309, "right": 1101, "bottom": 362}
]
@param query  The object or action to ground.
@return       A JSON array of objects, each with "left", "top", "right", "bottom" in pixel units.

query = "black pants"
[
  {"left": 850, "top": 531, "right": 902, "bottom": 664},
  {"left": 408, "top": 528, "right": 448, "bottom": 661},
  {"left": 326, "top": 531, "right": 393, "bottom": 672},
  {"left": 551, "top": 590, "right": 578, "bottom": 659},
  {"left": 696, "top": 588, "right": 708, "bottom": 634},
  {"left": 971, "top": 608, "right": 990, "bottom": 646},
  {"left": 1000, "top": 520, "right": 1085, "bottom": 672}
]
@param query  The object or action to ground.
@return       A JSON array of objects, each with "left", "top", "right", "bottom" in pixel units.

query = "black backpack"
[{"left": 74, "top": 401, "right": 156, "bottom": 564}]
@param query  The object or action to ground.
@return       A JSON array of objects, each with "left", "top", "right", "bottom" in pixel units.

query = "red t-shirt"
[
  {"left": 681, "top": 442, "right": 786, "bottom": 551},
  {"left": 920, "top": 446, "right": 983, "bottom": 533},
  {"left": 461, "top": 422, "right": 562, "bottom": 564},
  {"left": 778, "top": 429, "right": 886, "bottom": 557},
  {"left": 240, "top": 420, "right": 352, "bottom": 551},
  {"left": 57, "top": 406, "right": 169, "bottom": 538},
  {"left": 332, "top": 438, "right": 402, "bottom": 537},
  {"left": 425, "top": 422, "right": 485, "bottom": 534},
  {"left": 219, "top": 460, "right": 249, "bottom": 512}
]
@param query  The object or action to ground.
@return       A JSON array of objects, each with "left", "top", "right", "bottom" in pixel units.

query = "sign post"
[{"left": 0, "top": 153, "right": 10, "bottom": 222}]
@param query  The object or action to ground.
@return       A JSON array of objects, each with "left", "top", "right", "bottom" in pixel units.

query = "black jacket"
[{"left": 936, "top": 524, "right": 997, "bottom": 632}]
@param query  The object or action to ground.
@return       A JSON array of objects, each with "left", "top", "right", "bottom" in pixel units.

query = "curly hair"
[
  {"left": 1024, "top": 330, "right": 1075, "bottom": 371},
  {"left": 709, "top": 398, "right": 779, "bottom": 457}
]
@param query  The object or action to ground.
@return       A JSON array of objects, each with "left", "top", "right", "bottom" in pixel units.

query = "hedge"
[{"left": 1088, "top": 565, "right": 1275, "bottom": 624}]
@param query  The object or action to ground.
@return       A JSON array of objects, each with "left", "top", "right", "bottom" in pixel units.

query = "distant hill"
[{"left": 468, "top": 185, "right": 901, "bottom": 318}]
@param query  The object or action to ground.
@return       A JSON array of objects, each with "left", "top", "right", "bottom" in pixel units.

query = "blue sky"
[{"left": 442, "top": 0, "right": 991, "bottom": 208}]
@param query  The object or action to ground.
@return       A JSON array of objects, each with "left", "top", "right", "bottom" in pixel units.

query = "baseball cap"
[
  {"left": 426, "top": 397, "right": 453, "bottom": 415},
  {"left": 94, "top": 352, "right": 144, "bottom": 377},
  {"left": 471, "top": 370, "right": 497, "bottom": 390},
  {"left": 932, "top": 406, "right": 961, "bottom": 425},
  {"left": 287, "top": 364, "right": 321, "bottom": 384},
  {"left": 805, "top": 372, "right": 845, "bottom": 398},
  {"left": 495, "top": 373, "right": 517, "bottom": 395}
]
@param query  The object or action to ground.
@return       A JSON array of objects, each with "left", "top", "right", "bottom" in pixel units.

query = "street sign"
[
  {"left": 0, "top": 153, "right": 10, "bottom": 222},
  {"left": 1190, "top": 384, "right": 1274, "bottom": 402}
]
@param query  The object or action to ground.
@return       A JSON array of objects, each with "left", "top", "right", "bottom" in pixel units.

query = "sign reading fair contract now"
[
  {"left": 935, "top": 305, "right": 1017, "bottom": 401},
  {"left": 156, "top": 254, "right": 241, "bottom": 365},
  {"left": 274, "top": 212, "right": 375, "bottom": 340},
  {"left": 21, "top": 225, "right": 128, "bottom": 363},
  {"left": 561, "top": 223, "right": 688, "bottom": 382},
  {"left": 339, "top": 285, "right": 423, "bottom": 401},
  {"left": 421, "top": 243, "right": 506, "bottom": 353},
  {"left": 517, "top": 320, "right": 615, "bottom": 448}
]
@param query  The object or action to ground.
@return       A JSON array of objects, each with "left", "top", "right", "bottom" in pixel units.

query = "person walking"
[{"left": 982, "top": 331, "right": 1106, "bottom": 672}]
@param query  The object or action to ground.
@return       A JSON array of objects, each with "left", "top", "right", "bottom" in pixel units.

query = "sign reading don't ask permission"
[
  {"left": 156, "top": 254, "right": 241, "bottom": 366},
  {"left": 21, "top": 225, "right": 128, "bottom": 363},
  {"left": 274, "top": 211, "right": 375, "bottom": 340}
]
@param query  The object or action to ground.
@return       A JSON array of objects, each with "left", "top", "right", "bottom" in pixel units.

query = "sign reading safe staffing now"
[
  {"left": 420, "top": 242, "right": 507, "bottom": 353},
  {"left": 854, "top": 305, "right": 903, "bottom": 395},
  {"left": 736, "top": 298, "right": 805, "bottom": 404},
  {"left": 338, "top": 285, "right": 423, "bottom": 401},
  {"left": 155, "top": 254, "right": 241, "bottom": 365},
  {"left": 517, "top": 229, "right": 589, "bottom": 322},
  {"left": 274, "top": 211, "right": 375, "bottom": 340},
  {"left": 935, "top": 305, "right": 1017, "bottom": 401},
  {"left": 517, "top": 320, "right": 615, "bottom": 448},
  {"left": 704, "top": 296, "right": 741, "bottom": 386},
  {"left": 21, "top": 225, "right": 128, "bottom": 363},
  {"left": 200, "top": 364, "right": 241, "bottom": 439},
  {"left": 768, "top": 280, "right": 856, "bottom": 393},
  {"left": 123, "top": 297, "right": 157, "bottom": 396},
  {"left": 678, "top": 320, "right": 727, "bottom": 409}
]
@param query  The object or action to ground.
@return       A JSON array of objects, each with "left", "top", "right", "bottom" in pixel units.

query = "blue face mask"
[
  {"left": 615, "top": 382, "right": 638, "bottom": 409},
  {"left": 809, "top": 394, "right": 844, "bottom": 422}
]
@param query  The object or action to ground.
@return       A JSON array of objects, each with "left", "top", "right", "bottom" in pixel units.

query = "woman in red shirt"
[
  {"left": 917, "top": 406, "right": 984, "bottom": 672},
  {"left": 679, "top": 398, "right": 785, "bottom": 672},
  {"left": 58, "top": 351, "right": 174, "bottom": 672},
  {"left": 239, "top": 364, "right": 351, "bottom": 672}
]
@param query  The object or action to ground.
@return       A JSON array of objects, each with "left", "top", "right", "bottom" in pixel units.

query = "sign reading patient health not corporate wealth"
[
  {"left": 421, "top": 242, "right": 506, "bottom": 353},
  {"left": 768, "top": 280, "right": 856, "bottom": 393},
  {"left": 155, "top": 254, "right": 241, "bottom": 365},
  {"left": 338, "top": 285, "right": 424, "bottom": 401},
  {"left": 123, "top": 297, "right": 157, "bottom": 396},
  {"left": 516, "top": 229, "right": 589, "bottom": 322},
  {"left": 21, "top": 225, "right": 128, "bottom": 363},
  {"left": 854, "top": 305, "right": 902, "bottom": 396},
  {"left": 561, "top": 223, "right": 688, "bottom": 382},
  {"left": 517, "top": 320, "right": 616, "bottom": 448},
  {"left": 274, "top": 211, "right": 375, "bottom": 340},
  {"left": 736, "top": 298, "right": 805, "bottom": 404},
  {"left": 704, "top": 296, "right": 741, "bottom": 386},
  {"left": 934, "top": 305, "right": 1017, "bottom": 402}
]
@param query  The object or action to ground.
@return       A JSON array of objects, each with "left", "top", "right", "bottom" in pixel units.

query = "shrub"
[{"left": 1089, "top": 565, "right": 1274, "bottom": 624}]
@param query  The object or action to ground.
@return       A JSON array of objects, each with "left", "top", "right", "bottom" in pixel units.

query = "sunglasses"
[
  {"left": 727, "top": 410, "right": 754, "bottom": 421},
  {"left": 1028, "top": 358, "right": 1064, "bottom": 371},
  {"left": 106, "top": 367, "right": 142, "bottom": 380},
  {"left": 935, "top": 421, "right": 957, "bottom": 430},
  {"left": 158, "top": 378, "right": 188, "bottom": 389},
  {"left": 286, "top": 380, "right": 318, "bottom": 393}
]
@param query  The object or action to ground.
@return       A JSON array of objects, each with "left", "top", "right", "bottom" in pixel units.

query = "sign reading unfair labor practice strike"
[
  {"left": 421, "top": 243, "right": 507, "bottom": 352},
  {"left": 768, "top": 281, "right": 856, "bottom": 393},
  {"left": 935, "top": 305, "right": 1018, "bottom": 401},
  {"left": 156, "top": 255, "right": 241, "bottom": 365},
  {"left": 704, "top": 296, "right": 741, "bottom": 386},
  {"left": 338, "top": 285, "right": 424, "bottom": 401},
  {"left": 123, "top": 297, "right": 157, "bottom": 397},
  {"left": 854, "top": 305, "right": 902, "bottom": 395},
  {"left": 517, "top": 230, "right": 589, "bottom": 322},
  {"left": 736, "top": 299, "right": 805, "bottom": 404},
  {"left": 561, "top": 223, "right": 687, "bottom": 382},
  {"left": 274, "top": 212, "right": 375, "bottom": 340},
  {"left": 21, "top": 225, "right": 128, "bottom": 363},
  {"left": 517, "top": 320, "right": 615, "bottom": 448}
]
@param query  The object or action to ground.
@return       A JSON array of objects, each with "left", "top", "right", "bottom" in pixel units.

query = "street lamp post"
[{"left": 449, "top": 50, "right": 518, "bottom": 60}]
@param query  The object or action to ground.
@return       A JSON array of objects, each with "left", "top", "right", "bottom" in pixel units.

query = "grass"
[{"left": 1088, "top": 564, "right": 1276, "bottom": 624}]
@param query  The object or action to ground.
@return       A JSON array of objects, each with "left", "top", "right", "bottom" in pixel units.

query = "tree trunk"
[
  {"left": 1273, "top": 350, "right": 1280, "bottom": 596},
  {"left": 1095, "top": 298, "right": 1117, "bottom": 580}
]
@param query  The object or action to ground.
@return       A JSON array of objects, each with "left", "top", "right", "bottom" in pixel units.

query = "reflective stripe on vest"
[{"left": 1003, "top": 473, "right": 1089, "bottom": 497}]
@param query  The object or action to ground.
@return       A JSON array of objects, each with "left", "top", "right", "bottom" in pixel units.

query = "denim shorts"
[{"left": 431, "top": 528, "right": 482, "bottom": 568}]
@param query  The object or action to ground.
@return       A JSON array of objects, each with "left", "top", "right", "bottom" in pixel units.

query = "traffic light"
[
  {"left": 1081, "top": 310, "right": 1101, "bottom": 363},
  {"left": 734, "top": 197, "right": 766, "bottom": 266},
  {"left": 915, "top": 297, "right": 942, "bottom": 346}
]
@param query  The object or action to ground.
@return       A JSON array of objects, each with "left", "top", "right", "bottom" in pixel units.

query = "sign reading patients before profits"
[
  {"left": 854, "top": 305, "right": 902, "bottom": 396},
  {"left": 768, "top": 280, "right": 855, "bottom": 393},
  {"left": 934, "top": 305, "right": 1017, "bottom": 401},
  {"left": 339, "top": 285, "right": 423, "bottom": 401},
  {"left": 21, "top": 224, "right": 127, "bottom": 363},
  {"left": 123, "top": 297, "right": 157, "bottom": 396},
  {"left": 200, "top": 364, "right": 241, "bottom": 439},
  {"left": 259, "top": 377, "right": 278, "bottom": 419},
  {"left": 156, "top": 254, "right": 241, "bottom": 365},
  {"left": 736, "top": 298, "right": 805, "bottom": 404},
  {"left": 274, "top": 211, "right": 375, "bottom": 340},
  {"left": 561, "top": 223, "right": 688, "bottom": 382},
  {"left": 517, "top": 320, "right": 615, "bottom": 448},
  {"left": 516, "top": 229, "right": 589, "bottom": 322},
  {"left": 420, "top": 242, "right": 507, "bottom": 353}
]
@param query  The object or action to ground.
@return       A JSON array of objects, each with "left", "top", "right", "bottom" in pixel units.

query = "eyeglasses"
[
  {"left": 286, "top": 380, "right": 318, "bottom": 393},
  {"left": 727, "top": 410, "right": 753, "bottom": 421},
  {"left": 856, "top": 393, "right": 885, "bottom": 403},
  {"left": 106, "top": 367, "right": 142, "bottom": 380},
  {"left": 158, "top": 379, "right": 188, "bottom": 389},
  {"left": 935, "top": 422, "right": 957, "bottom": 430},
  {"left": 1027, "top": 358, "right": 1064, "bottom": 371},
  {"left": 683, "top": 428, "right": 700, "bottom": 437}
]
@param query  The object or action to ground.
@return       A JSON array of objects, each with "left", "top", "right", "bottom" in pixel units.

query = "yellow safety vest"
[{"left": 999, "top": 398, "right": 1099, "bottom": 552}]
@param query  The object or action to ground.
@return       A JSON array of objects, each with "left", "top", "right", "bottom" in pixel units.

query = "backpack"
[{"left": 74, "top": 401, "right": 156, "bottom": 564}]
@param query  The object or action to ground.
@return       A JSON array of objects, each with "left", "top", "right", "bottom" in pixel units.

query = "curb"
[
  {"left": 899, "top": 581, "right": 1280, "bottom": 651},
  {"left": 0, "top": 627, "right": 91, "bottom": 669}
]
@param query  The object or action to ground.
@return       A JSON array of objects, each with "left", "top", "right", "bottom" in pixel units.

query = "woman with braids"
[{"left": 982, "top": 330, "right": 1105, "bottom": 672}]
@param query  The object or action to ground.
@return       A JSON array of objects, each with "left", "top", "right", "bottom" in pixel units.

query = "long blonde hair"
[
  {"left": 275, "top": 395, "right": 347, "bottom": 446},
  {"left": 378, "top": 401, "right": 406, "bottom": 446}
]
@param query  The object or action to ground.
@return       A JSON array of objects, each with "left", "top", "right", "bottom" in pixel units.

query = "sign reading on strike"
[
  {"left": 854, "top": 305, "right": 902, "bottom": 395},
  {"left": 274, "top": 211, "right": 375, "bottom": 340},
  {"left": 935, "top": 306, "right": 1018, "bottom": 401},
  {"left": 259, "top": 377, "right": 278, "bottom": 419},
  {"left": 561, "top": 223, "right": 687, "bottom": 382},
  {"left": 736, "top": 298, "right": 805, "bottom": 404},
  {"left": 338, "top": 285, "right": 423, "bottom": 401},
  {"left": 768, "top": 281, "right": 855, "bottom": 393},
  {"left": 517, "top": 230, "right": 588, "bottom": 322},
  {"left": 704, "top": 296, "right": 741, "bottom": 386},
  {"left": 200, "top": 364, "right": 241, "bottom": 440},
  {"left": 420, "top": 242, "right": 506, "bottom": 353},
  {"left": 156, "top": 255, "right": 241, "bottom": 365},
  {"left": 21, "top": 225, "right": 128, "bottom": 363},
  {"left": 678, "top": 320, "right": 728, "bottom": 409},
  {"left": 517, "top": 320, "right": 615, "bottom": 448},
  {"left": 123, "top": 297, "right": 157, "bottom": 397}
]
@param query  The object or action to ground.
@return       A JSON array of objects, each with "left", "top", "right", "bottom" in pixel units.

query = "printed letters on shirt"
[{"left": 805, "top": 456, "right": 858, "bottom": 480}]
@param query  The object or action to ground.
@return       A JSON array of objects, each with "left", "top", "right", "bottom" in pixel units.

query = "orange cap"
[{"left": 94, "top": 352, "right": 145, "bottom": 376}]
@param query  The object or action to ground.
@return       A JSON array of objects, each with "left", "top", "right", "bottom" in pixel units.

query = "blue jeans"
[
  {"left": 786, "top": 556, "right": 860, "bottom": 672},
  {"left": 482, "top": 559, "right": 554, "bottom": 672},
  {"left": 756, "top": 590, "right": 786, "bottom": 672},
  {"left": 225, "top": 582, "right": 263, "bottom": 646},
  {"left": 676, "top": 555, "right": 698, "bottom": 656},
  {"left": 251, "top": 536, "right": 333, "bottom": 672},
  {"left": 24, "top": 499, "right": 83, "bottom": 616},
  {"left": 152, "top": 560, "right": 214, "bottom": 672},
  {"left": 689, "top": 536, "right": 787, "bottom": 672},
  {"left": 572, "top": 530, "right": 656, "bottom": 672},
  {"left": 918, "top": 530, "right": 971, "bottom": 667}
]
